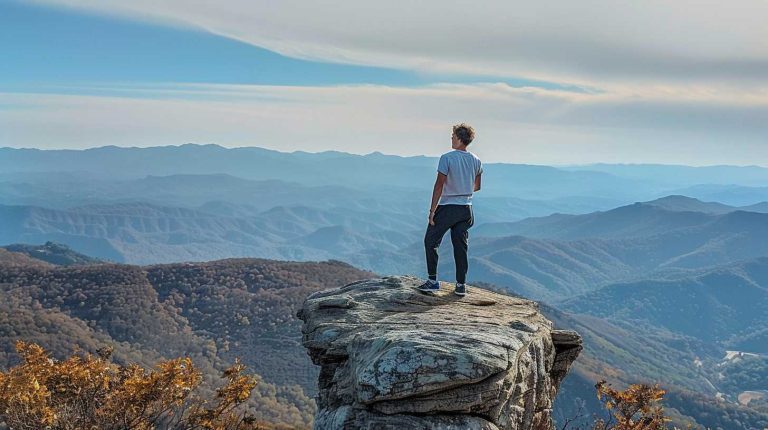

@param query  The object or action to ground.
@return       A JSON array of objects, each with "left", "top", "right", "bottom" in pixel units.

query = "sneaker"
[
  {"left": 418, "top": 279, "right": 440, "bottom": 293},
  {"left": 454, "top": 283, "right": 467, "bottom": 297}
]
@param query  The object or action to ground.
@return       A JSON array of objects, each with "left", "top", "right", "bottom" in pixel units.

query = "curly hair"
[{"left": 452, "top": 123, "right": 475, "bottom": 146}]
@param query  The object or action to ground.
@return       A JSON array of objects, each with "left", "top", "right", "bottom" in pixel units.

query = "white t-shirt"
[{"left": 437, "top": 149, "right": 483, "bottom": 205}]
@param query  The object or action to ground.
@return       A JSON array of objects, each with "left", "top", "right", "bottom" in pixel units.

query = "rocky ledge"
[{"left": 297, "top": 276, "right": 582, "bottom": 430}]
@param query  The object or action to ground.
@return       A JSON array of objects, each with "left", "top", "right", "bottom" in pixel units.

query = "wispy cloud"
[
  {"left": 29, "top": 0, "right": 768, "bottom": 88},
  {"left": 3, "top": 83, "right": 767, "bottom": 165}
]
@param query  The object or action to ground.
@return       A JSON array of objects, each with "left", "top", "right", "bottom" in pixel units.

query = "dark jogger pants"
[{"left": 424, "top": 204, "right": 474, "bottom": 284}]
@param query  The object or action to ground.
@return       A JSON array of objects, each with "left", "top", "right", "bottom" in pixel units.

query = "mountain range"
[
  {"left": 6, "top": 191, "right": 768, "bottom": 304},
  {"left": 561, "top": 257, "right": 768, "bottom": 350},
  {"left": 9, "top": 144, "right": 768, "bottom": 204},
  {"left": 3, "top": 144, "right": 768, "bottom": 428}
]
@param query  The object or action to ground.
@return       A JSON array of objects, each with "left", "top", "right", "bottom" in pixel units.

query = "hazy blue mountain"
[
  {"left": 0, "top": 168, "right": 641, "bottom": 225},
  {"left": 472, "top": 194, "right": 627, "bottom": 222},
  {"left": 376, "top": 233, "right": 667, "bottom": 301},
  {"left": 560, "top": 257, "right": 768, "bottom": 348},
  {"left": 0, "top": 144, "right": 664, "bottom": 201},
  {"left": 293, "top": 225, "right": 414, "bottom": 254},
  {"left": 0, "top": 199, "right": 590, "bottom": 296},
  {"left": 0, "top": 202, "right": 307, "bottom": 264},
  {"left": 195, "top": 201, "right": 266, "bottom": 218},
  {"left": 0, "top": 202, "right": 424, "bottom": 265},
  {"left": 7, "top": 194, "right": 768, "bottom": 301},
  {"left": 668, "top": 183, "right": 768, "bottom": 207},
  {"left": 7, "top": 146, "right": 768, "bottom": 220},
  {"left": 473, "top": 196, "right": 767, "bottom": 240},
  {"left": 252, "top": 204, "right": 422, "bottom": 235},
  {"left": 464, "top": 236, "right": 635, "bottom": 300},
  {"left": 378, "top": 206, "right": 768, "bottom": 301},
  {"left": 474, "top": 202, "right": 712, "bottom": 239},
  {"left": 562, "top": 163, "right": 768, "bottom": 188},
  {"left": 0, "top": 172, "right": 398, "bottom": 210},
  {"left": 642, "top": 195, "right": 762, "bottom": 214},
  {"left": 745, "top": 202, "right": 768, "bottom": 212}
]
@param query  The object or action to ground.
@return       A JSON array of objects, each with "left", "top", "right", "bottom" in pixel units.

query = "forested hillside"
[
  {"left": 0, "top": 252, "right": 373, "bottom": 428},
  {"left": 3, "top": 247, "right": 768, "bottom": 428}
]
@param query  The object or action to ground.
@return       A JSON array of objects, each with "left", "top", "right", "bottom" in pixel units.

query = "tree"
[
  {"left": 560, "top": 380, "right": 683, "bottom": 430},
  {"left": 591, "top": 380, "right": 671, "bottom": 430}
]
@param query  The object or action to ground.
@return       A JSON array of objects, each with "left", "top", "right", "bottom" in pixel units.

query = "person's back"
[
  {"left": 419, "top": 123, "right": 483, "bottom": 297},
  {"left": 437, "top": 149, "right": 483, "bottom": 206}
]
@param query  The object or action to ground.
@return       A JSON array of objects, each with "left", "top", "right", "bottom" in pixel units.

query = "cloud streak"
[{"left": 29, "top": 0, "right": 768, "bottom": 87}]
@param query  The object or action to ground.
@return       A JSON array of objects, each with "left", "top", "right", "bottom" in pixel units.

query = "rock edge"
[{"left": 297, "top": 275, "right": 582, "bottom": 430}]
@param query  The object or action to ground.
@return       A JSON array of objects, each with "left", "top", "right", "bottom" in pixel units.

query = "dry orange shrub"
[
  {"left": 0, "top": 341, "right": 277, "bottom": 430},
  {"left": 591, "top": 380, "right": 671, "bottom": 430}
]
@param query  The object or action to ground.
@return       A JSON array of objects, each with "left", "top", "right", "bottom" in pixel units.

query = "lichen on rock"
[{"left": 297, "top": 275, "right": 582, "bottom": 430}]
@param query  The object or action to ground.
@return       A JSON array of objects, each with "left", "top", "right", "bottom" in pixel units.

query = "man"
[{"left": 419, "top": 123, "right": 482, "bottom": 297}]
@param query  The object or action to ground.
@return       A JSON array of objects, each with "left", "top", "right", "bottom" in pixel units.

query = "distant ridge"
[
  {"left": 0, "top": 248, "right": 53, "bottom": 268},
  {"left": 2, "top": 241, "right": 103, "bottom": 266},
  {"left": 474, "top": 195, "right": 768, "bottom": 239},
  {"left": 7, "top": 194, "right": 768, "bottom": 301},
  {"left": 562, "top": 163, "right": 768, "bottom": 186},
  {"left": 0, "top": 144, "right": 666, "bottom": 200},
  {"left": 643, "top": 195, "right": 745, "bottom": 214},
  {"left": 560, "top": 256, "right": 768, "bottom": 350},
  {"left": 667, "top": 184, "right": 768, "bottom": 206}
]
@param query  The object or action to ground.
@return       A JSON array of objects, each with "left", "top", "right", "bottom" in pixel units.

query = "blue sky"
[
  {"left": 1, "top": 1, "right": 579, "bottom": 91},
  {"left": 0, "top": 1, "right": 428, "bottom": 88},
  {"left": 1, "top": 0, "right": 766, "bottom": 165}
]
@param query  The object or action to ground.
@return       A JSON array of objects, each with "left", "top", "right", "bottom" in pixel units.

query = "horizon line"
[{"left": 2, "top": 143, "right": 767, "bottom": 169}]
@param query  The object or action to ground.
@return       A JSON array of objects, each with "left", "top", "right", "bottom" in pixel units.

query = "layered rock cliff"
[{"left": 297, "top": 275, "right": 582, "bottom": 430}]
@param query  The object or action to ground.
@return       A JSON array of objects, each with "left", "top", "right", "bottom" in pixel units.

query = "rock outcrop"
[{"left": 297, "top": 275, "right": 582, "bottom": 430}]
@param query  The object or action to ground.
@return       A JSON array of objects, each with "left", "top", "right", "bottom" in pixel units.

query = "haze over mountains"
[
  {"left": 8, "top": 194, "right": 768, "bottom": 303},
  {"left": 5, "top": 145, "right": 768, "bottom": 299},
  {"left": 4, "top": 144, "right": 768, "bottom": 268},
  {"left": 7, "top": 144, "right": 768, "bottom": 203},
  {"left": 3, "top": 144, "right": 768, "bottom": 428}
]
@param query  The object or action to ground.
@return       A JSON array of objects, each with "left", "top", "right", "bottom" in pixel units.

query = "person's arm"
[
  {"left": 430, "top": 173, "right": 447, "bottom": 212},
  {"left": 429, "top": 173, "right": 447, "bottom": 225},
  {"left": 474, "top": 173, "right": 482, "bottom": 192}
]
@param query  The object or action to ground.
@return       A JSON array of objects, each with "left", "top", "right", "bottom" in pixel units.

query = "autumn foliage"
[
  {"left": 590, "top": 380, "right": 671, "bottom": 430},
  {"left": 0, "top": 341, "right": 279, "bottom": 430},
  {"left": 561, "top": 379, "right": 678, "bottom": 430}
]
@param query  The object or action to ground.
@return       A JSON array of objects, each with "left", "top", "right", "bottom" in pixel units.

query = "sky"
[{"left": 1, "top": 0, "right": 767, "bottom": 165}]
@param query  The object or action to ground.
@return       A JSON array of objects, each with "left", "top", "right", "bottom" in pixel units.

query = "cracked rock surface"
[{"left": 297, "top": 275, "right": 582, "bottom": 430}]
